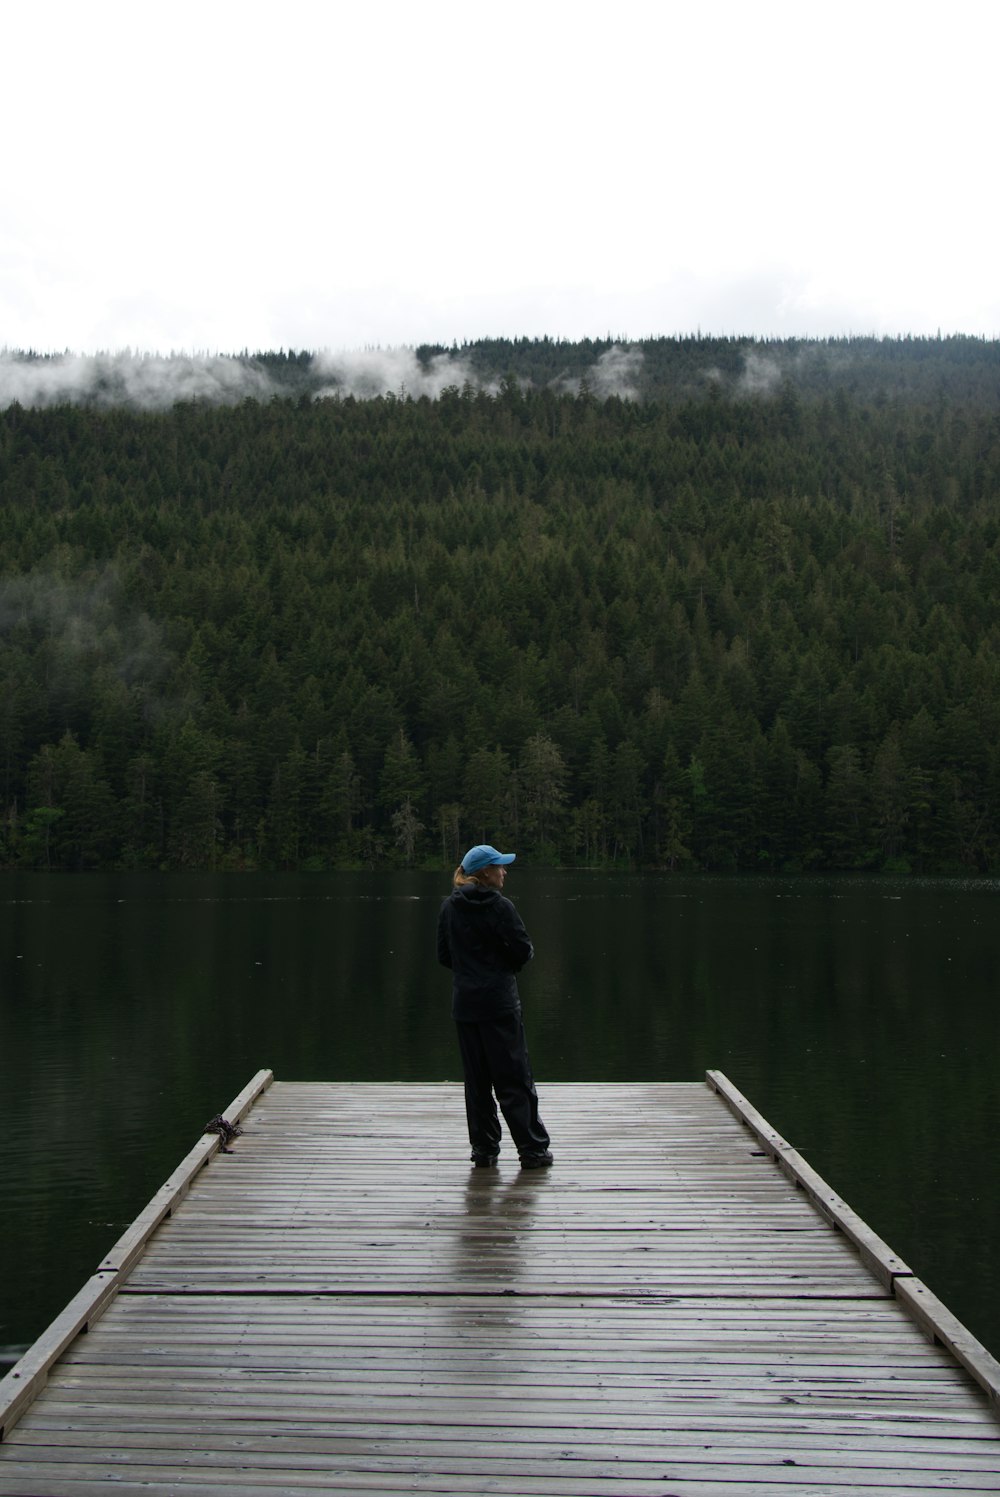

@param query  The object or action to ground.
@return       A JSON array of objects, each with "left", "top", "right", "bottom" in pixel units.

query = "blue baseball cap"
[{"left": 461, "top": 844, "right": 516, "bottom": 873}]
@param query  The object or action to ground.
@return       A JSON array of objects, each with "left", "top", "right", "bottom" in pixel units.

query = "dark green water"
[{"left": 2, "top": 870, "right": 998, "bottom": 1365}]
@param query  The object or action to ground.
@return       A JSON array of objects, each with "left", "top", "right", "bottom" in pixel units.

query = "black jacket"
[{"left": 437, "top": 883, "right": 534, "bottom": 1021}]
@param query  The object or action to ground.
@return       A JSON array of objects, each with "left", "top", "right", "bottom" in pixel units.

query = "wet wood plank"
[{"left": 2, "top": 1076, "right": 999, "bottom": 1496}]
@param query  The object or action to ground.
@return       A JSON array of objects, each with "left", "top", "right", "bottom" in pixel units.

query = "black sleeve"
[{"left": 494, "top": 899, "right": 534, "bottom": 972}]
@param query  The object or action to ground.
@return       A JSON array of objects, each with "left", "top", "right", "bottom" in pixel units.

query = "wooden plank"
[
  {"left": 12, "top": 1419, "right": 1000, "bottom": 1457},
  {"left": 0, "top": 1477, "right": 991, "bottom": 1497},
  {"left": 1, "top": 1458, "right": 999, "bottom": 1495},
  {"left": 3, "top": 1446, "right": 1000, "bottom": 1488},
  {"left": 0, "top": 1480, "right": 994, "bottom": 1497}
]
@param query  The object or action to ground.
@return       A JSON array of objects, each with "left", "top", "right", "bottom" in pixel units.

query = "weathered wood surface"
[{"left": 2, "top": 1077, "right": 999, "bottom": 1495}]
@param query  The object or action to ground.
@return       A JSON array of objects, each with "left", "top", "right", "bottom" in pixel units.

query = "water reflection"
[{"left": 452, "top": 1168, "right": 546, "bottom": 1287}]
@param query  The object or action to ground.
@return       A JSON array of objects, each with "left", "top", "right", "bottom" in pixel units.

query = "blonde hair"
[{"left": 453, "top": 864, "right": 489, "bottom": 888}]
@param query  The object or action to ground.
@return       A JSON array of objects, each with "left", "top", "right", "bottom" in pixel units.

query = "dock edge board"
[
  {"left": 706, "top": 1067, "right": 1000, "bottom": 1412},
  {"left": 0, "top": 1067, "right": 274, "bottom": 1441}
]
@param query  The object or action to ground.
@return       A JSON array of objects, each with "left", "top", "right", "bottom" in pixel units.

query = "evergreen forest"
[{"left": 3, "top": 334, "right": 1000, "bottom": 875}]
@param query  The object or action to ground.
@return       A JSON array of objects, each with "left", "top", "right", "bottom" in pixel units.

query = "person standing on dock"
[{"left": 437, "top": 844, "right": 553, "bottom": 1170}]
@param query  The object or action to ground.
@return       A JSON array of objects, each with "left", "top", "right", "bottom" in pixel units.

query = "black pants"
[{"left": 455, "top": 1010, "right": 550, "bottom": 1159}]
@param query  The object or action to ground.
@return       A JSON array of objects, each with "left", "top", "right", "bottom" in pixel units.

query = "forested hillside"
[{"left": 2, "top": 337, "right": 1000, "bottom": 873}]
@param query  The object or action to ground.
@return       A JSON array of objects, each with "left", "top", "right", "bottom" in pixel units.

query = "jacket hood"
[{"left": 451, "top": 883, "right": 502, "bottom": 907}]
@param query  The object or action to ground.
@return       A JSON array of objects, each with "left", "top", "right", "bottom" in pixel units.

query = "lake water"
[{"left": 2, "top": 869, "right": 998, "bottom": 1366}]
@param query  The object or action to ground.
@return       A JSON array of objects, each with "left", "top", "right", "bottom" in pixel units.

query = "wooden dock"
[{"left": 2, "top": 1072, "right": 1000, "bottom": 1495}]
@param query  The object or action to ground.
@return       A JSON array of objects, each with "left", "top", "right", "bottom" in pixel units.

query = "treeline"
[
  {"left": 9, "top": 332, "right": 1000, "bottom": 408},
  {"left": 435, "top": 333, "right": 1000, "bottom": 407},
  {"left": 2, "top": 370, "right": 1000, "bottom": 873}
]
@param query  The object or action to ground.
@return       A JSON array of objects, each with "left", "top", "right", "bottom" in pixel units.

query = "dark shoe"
[
  {"left": 471, "top": 1152, "right": 499, "bottom": 1167},
  {"left": 519, "top": 1151, "right": 553, "bottom": 1169}
]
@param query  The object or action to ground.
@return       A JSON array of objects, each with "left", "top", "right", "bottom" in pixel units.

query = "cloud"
[
  {"left": 0, "top": 347, "right": 499, "bottom": 409},
  {"left": 737, "top": 351, "right": 783, "bottom": 397},
  {"left": 0, "top": 343, "right": 648, "bottom": 410},
  {"left": 0, "top": 340, "right": 645, "bottom": 409},
  {"left": 550, "top": 345, "right": 643, "bottom": 400},
  {"left": 312, "top": 347, "right": 493, "bottom": 401},
  {"left": 314, "top": 344, "right": 647, "bottom": 403},
  {"left": 590, "top": 346, "right": 643, "bottom": 399},
  {"left": 0, "top": 567, "right": 172, "bottom": 694},
  {"left": 0, "top": 352, "right": 278, "bottom": 410}
]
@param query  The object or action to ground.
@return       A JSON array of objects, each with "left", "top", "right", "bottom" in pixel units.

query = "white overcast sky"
[{"left": 3, "top": 0, "right": 997, "bottom": 355}]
